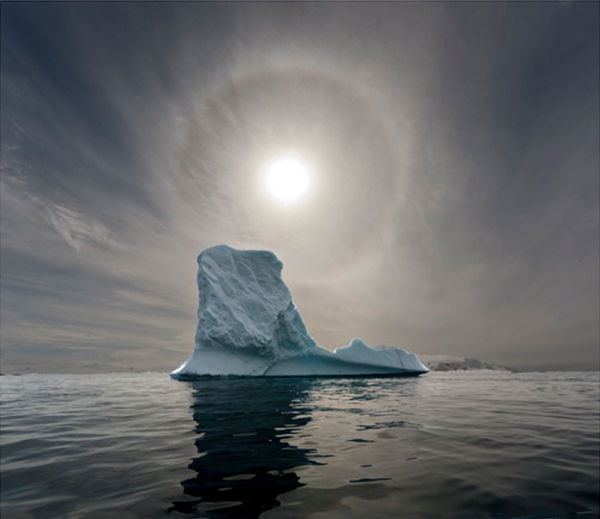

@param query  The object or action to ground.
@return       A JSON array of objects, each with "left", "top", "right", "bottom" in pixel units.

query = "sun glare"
[{"left": 264, "top": 156, "right": 311, "bottom": 205}]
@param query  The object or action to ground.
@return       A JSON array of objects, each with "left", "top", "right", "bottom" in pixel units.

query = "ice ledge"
[{"left": 172, "top": 339, "right": 428, "bottom": 378}]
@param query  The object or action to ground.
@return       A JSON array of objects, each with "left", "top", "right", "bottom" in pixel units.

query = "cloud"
[
  {"left": 44, "top": 203, "right": 114, "bottom": 251},
  {"left": 1, "top": 1, "right": 598, "bottom": 372}
]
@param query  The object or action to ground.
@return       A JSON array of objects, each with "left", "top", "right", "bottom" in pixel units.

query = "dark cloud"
[{"left": 1, "top": 2, "right": 598, "bottom": 372}]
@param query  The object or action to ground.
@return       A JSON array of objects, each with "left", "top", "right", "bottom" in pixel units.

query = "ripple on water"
[{"left": 0, "top": 371, "right": 598, "bottom": 519}]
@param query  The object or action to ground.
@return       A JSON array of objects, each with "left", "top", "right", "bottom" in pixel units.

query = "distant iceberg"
[
  {"left": 171, "top": 245, "right": 428, "bottom": 378},
  {"left": 418, "top": 355, "right": 512, "bottom": 372}
]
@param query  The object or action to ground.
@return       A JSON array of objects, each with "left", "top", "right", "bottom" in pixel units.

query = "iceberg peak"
[{"left": 171, "top": 245, "right": 428, "bottom": 378}]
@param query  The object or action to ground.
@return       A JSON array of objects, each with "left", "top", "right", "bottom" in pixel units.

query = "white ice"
[{"left": 171, "top": 245, "right": 428, "bottom": 378}]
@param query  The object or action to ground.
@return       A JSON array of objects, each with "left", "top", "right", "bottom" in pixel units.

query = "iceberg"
[
  {"left": 418, "top": 355, "right": 512, "bottom": 372},
  {"left": 171, "top": 245, "right": 428, "bottom": 378}
]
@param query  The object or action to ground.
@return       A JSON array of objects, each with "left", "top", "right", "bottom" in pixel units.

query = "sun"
[{"left": 264, "top": 156, "right": 311, "bottom": 205}]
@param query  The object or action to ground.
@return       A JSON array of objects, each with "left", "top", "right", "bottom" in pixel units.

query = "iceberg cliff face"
[{"left": 171, "top": 245, "right": 428, "bottom": 378}]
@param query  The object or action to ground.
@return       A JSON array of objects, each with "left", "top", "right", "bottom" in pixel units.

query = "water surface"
[{"left": 1, "top": 371, "right": 598, "bottom": 518}]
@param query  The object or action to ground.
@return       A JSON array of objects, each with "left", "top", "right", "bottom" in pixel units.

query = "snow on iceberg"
[{"left": 171, "top": 245, "right": 428, "bottom": 378}]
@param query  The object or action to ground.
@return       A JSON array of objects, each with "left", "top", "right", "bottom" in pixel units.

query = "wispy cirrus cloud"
[
  {"left": 44, "top": 203, "right": 114, "bottom": 252},
  {"left": 1, "top": 1, "right": 598, "bottom": 372}
]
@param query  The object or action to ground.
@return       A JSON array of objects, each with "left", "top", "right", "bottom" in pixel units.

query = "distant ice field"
[{"left": 1, "top": 371, "right": 598, "bottom": 519}]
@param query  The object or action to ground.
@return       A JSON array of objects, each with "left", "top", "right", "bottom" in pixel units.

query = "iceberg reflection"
[{"left": 171, "top": 378, "right": 322, "bottom": 517}]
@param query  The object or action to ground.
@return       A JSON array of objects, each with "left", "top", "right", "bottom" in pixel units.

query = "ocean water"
[{"left": 1, "top": 371, "right": 598, "bottom": 519}]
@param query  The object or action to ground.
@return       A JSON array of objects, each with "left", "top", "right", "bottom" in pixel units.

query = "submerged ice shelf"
[{"left": 171, "top": 245, "right": 428, "bottom": 378}]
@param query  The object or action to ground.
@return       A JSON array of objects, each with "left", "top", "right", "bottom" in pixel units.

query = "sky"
[{"left": 1, "top": 1, "right": 598, "bottom": 373}]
